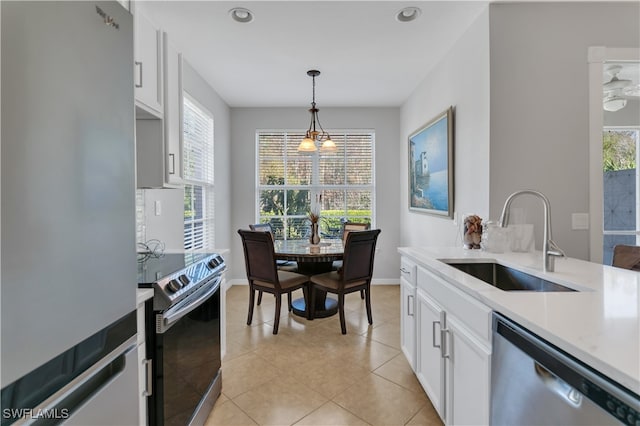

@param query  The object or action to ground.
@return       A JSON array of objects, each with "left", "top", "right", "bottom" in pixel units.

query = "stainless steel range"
[{"left": 138, "top": 252, "right": 225, "bottom": 426}]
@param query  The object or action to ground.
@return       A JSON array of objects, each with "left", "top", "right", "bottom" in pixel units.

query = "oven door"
[{"left": 147, "top": 276, "right": 222, "bottom": 426}]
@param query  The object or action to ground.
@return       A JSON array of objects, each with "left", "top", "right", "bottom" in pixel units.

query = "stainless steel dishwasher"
[{"left": 491, "top": 313, "right": 640, "bottom": 425}]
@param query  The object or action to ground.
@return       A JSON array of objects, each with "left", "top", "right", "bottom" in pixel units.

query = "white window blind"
[{"left": 183, "top": 94, "right": 215, "bottom": 250}]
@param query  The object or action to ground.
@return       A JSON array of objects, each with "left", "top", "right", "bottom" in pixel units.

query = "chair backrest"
[
  {"left": 342, "top": 221, "right": 371, "bottom": 244},
  {"left": 341, "top": 229, "right": 381, "bottom": 284},
  {"left": 237, "top": 229, "right": 281, "bottom": 288},
  {"left": 612, "top": 244, "right": 640, "bottom": 271}
]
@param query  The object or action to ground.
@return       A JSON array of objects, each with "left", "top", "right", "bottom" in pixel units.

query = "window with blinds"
[
  {"left": 257, "top": 130, "right": 375, "bottom": 240},
  {"left": 183, "top": 93, "right": 215, "bottom": 250}
]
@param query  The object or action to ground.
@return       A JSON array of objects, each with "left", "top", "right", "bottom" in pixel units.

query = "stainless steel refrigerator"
[{"left": 1, "top": 2, "right": 139, "bottom": 424}]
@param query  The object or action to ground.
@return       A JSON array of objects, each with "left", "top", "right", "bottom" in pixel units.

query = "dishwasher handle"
[{"left": 534, "top": 362, "right": 582, "bottom": 407}]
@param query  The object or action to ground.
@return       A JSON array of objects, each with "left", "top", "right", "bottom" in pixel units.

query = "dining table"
[{"left": 273, "top": 238, "right": 343, "bottom": 318}]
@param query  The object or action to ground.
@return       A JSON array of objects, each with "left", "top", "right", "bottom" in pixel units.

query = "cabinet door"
[
  {"left": 416, "top": 289, "right": 446, "bottom": 421},
  {"left": 134, "top": 11, "right": 163, "bottom": 115},
  {"left": 163, "top": 33, "right": 183, "bottom": 185},
  {"left": 445, "top": 316, "right": 491, "bottom": 426},
  {"left": 136, "top": 301, "right": 149, "bottom": 425},
  {"left": 400, "top": 277, "right": 416, "bottom": 371}
]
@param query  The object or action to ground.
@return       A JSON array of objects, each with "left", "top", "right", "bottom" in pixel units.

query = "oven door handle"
[{"left": 158, "top": 277, "right": 221, "bottom": 333}]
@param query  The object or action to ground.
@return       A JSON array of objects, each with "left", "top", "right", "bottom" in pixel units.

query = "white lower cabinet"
[
  {"left": 400, "top": 258, "right": 417, "bottom": 371},
  {"left": 416, "top": 288, "right": 446, "bottom": 419},
  {"left": 411, "top": 263, "right": 492, "bottom": 425},
  {"left": 137, "top": 293, "right": 153, "bottom": 425},
  {"left": 445, "top": 316, "right": 491, "bottom": 425}
]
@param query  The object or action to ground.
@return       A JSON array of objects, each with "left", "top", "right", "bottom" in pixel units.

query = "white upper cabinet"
[
  {"left": 163, "top": 33, "right": 183, "bottom": 185},
  {"left": 134, "top": 10, "right": 163, "bottom": 117},
  {"left": 135, "top": 31, "right": 184, "bottom": 189}
]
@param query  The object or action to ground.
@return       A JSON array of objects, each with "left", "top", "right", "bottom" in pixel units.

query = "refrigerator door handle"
[{"left": 17, "top": 337, "right": 137, "bottom": 425}]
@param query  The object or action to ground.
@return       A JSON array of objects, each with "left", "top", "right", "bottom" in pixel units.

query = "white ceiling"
[{"left": 137, "top": 1, "right": 488, "bottom": 108}]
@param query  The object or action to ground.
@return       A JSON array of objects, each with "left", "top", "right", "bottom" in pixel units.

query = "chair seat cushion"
[
  {"left": 255, "top": 270, "right": 308, "bottom": 290},
  {"left": 310, "top": 271, "right": 367, "bottom": 291}
]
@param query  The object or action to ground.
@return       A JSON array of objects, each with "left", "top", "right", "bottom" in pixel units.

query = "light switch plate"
[
  {"left": 155, "top": 200, "right": 162, "bottom": 216},
  {"left": 572, "top": 213, "right": 589, "bottom": 230}
]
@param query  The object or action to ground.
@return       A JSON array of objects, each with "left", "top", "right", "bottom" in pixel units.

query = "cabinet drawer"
[
  {"left": 417, "top": 267, "right": 492, "bottom": 344},
  {"left": 400, "top": 257, "right": 417, "bottom": 285}
]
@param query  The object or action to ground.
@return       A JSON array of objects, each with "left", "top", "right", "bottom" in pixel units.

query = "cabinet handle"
[
  {"left": 407, "top": 294, "right": 414, "bottom": 316},
  {"left": 441, "top": 328, "right": 451, "bottom": 359},
  {"left": 400, "top": 267, "right": 410, "bottom": 274},
  {"left": 135, "top": 61, "right": 143, "bottom": 88},
  {"left": 168, "top": 153, "right": 175, "bottom": 175},
  {"left": 432, "top": 321, "right": 441, "bottom": 349},
  {"left": 142, "top": 358, "right": 153, "bottom": 397}
]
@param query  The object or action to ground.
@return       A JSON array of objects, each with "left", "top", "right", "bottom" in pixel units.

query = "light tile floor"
[{"left": 205, "top": 285, "right": 443, "bottom": 426}]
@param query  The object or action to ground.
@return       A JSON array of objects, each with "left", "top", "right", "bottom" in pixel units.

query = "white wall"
[
  {"left": 141, "top": 188, "right": 184, "bottom": 248},
  {"left": 488, "top": 2, "right": 640, "bottom": 260},
  {"left": 400, "top": 8, "right": 491, "bottom": 248},
  {"left": 229, "top": 107, "right": 400, "bottom": 283}
]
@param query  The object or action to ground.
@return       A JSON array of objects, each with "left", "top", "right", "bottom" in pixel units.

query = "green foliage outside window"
[{"left": 603, "top": 130, "right": 636, "bottom": 171}]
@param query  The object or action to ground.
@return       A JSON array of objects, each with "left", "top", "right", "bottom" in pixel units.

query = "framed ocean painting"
[{"left": 408, "top": 107, "right": 454, "bottom": 217}]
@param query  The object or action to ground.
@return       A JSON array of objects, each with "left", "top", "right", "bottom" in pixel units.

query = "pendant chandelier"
[{"left": 297, "top": 70, "right": 336, "bottom": 153}]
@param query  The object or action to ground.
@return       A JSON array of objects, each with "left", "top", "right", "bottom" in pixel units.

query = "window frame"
[{"left": 255, "top": 129, "right": 376, "bottom": 240}]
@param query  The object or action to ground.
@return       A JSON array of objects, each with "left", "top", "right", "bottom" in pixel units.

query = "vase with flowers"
[{"left": 308, "top": 210, "right": 321, "bottom": 245}]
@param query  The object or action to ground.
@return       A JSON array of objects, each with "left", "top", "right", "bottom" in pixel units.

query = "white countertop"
[
  {"left": 137, "top": 288, "right": 154, "bottom": 305},
  {"left": 398, "top": 246, "right": 640, "bottom": 395}
]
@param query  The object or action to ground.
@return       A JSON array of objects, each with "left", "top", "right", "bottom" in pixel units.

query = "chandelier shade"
[{"left": 298, "top": 70, "right": 335, "bottom": 153}]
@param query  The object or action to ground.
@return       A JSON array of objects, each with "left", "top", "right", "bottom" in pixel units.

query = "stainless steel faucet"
[{"left": 498, "top": 190, "right": 565, "bottom": 272}]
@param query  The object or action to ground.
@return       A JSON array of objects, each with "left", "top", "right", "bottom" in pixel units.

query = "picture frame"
[{"left": 408, "top": 107, "right": 454, "bottom": 217}]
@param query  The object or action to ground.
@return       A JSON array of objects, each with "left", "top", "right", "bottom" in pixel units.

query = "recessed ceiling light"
[
  {"left": 396, "top": 7, "right": 421, "bottom": 23},
  {"left": 229, "top": 7, "right": 253, "bottom": 23}
]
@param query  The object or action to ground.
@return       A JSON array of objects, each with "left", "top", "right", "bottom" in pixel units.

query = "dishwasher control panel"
[{"left": 582, "top": 379, "right": 639, "bottom": 426}]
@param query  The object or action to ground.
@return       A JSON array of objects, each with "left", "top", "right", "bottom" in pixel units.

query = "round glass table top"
[{"left": 273, "top": 238, "right": 343, "bottom": 262}]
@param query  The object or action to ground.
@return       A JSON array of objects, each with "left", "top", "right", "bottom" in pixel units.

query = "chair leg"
[
  {"left": 360, "top": 289, "right": 365, "bottom": 299},
  {"left": 247, "top": 287, "right": 255, "bottom": 326},
  {"left": 365, "top": 286, "right": 373, "bottom": 325},
  {"left": 287, "top": 291, "right": 292, "bottom": 312},
  {"left": 273, "top": 294, "right": 282, "bottom": 334},
  {"left": 257, "top": 290, "right": 263, "bottom": 306},
  {"left": 338, "top": 293, "right": 347, "bottom": 334}
]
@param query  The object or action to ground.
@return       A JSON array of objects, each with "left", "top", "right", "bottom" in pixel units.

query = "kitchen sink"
[{"left": 444, "top": 262, "right": 577, "bottom": 292}]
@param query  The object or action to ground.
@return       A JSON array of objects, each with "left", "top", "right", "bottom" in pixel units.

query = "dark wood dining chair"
[
  {"left": 612, "top": 244, "right": 640, "bottom": 271},
  {"left": 238, "top": 229, "right": 310, "bottom": 334},
  {"left": 248, "top": 223, "right": 297, "bottom": 307},
  {"left": 333, "top": 221, "right": 371, "bottom": 299},
  {"left": 310, "top": 229, "right": 381, "bottom": 334}
]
